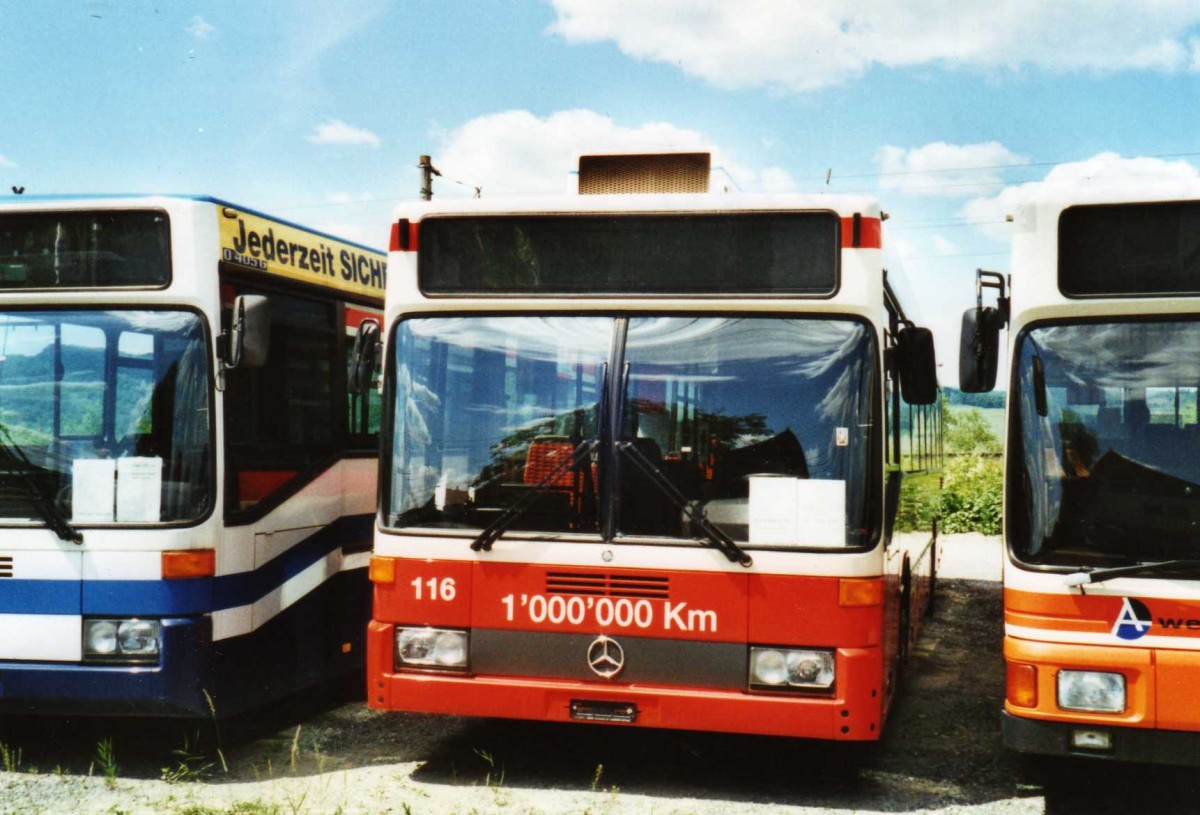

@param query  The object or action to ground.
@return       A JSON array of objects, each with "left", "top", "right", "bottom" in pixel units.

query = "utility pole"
[{"left": 418, "top": 155, "right": 440, "bottom": 201}]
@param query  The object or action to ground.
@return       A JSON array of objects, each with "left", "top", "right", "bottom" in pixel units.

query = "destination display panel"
[
  {"left": 1059, "top": 201, "right": 1200, "bottom": 297},
  {"left": 418, "top": 212, "right": 840, "bottom": 296},
  {"left": 0, "top": 210, "right": 170, "bottom": 289}
]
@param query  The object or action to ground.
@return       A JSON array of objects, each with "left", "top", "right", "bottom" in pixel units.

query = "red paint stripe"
[
  {"left": 840, "top": 216, "right": 882, "bottom": 249},
  {"left": 345, "top": 304, "right": 383, "bottom": 330},
  {"left": 390, "top": 220, "right": 420, "bottom": 252},
  {"left": 237, "top": 471, "right": 297, "bottom": 503}
]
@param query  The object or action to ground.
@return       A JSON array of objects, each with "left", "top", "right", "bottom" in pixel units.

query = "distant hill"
[{"left": 943, "top": 386, "right": 1006, "bottom": 409}]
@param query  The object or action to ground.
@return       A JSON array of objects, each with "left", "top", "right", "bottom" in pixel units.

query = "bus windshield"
[
  {"left": 0, "top": 310, "right": 211, "bottom": 525},
  {"left": 1010, "top": 319, "right": 1200, "bottom": 567},
  {"left": 385, "top": 315, "right": 877, "bottom": 548}
]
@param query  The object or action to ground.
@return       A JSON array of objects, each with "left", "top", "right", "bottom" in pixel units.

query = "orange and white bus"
[
  {"left": 365, "top": 153, "right": 940, "bottom": 742},
  {"left": 961, "top": 182, "right": 1200, "bottom": 764}
]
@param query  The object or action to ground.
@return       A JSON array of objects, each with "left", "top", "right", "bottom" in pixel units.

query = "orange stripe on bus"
[{"left": 1004, "top": 610, "right": 1108, "bottom": 634}]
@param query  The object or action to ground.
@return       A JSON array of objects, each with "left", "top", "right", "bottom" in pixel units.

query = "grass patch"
[{"left": 176, "top": 802, "right": 281, "bottom": 815}]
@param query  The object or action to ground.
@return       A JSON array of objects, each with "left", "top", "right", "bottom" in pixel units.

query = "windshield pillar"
[{"left": 601, "top": 319, "right": 628, "bottom": 542}]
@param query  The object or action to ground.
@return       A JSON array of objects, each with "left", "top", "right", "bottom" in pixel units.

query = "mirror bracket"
[
  {"left": 976, "top": 269, "right": 1010, "bottom": 327},
  {"left": 349, "top": 318, "right": 382, "bottom": 395},
  {"left": 222, "top": 294, "right": 271, "bottom": 378}
]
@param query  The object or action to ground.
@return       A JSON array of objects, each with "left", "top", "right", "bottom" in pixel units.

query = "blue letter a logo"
[{"left": 1112, "top": 597, "right": 1152, "bottom": 641}]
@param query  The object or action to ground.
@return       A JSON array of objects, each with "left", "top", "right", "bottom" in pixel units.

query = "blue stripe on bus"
[
  {"left": 0, "top": 565, "right": 370, "bottom": 717},
  {"left": 83, "top": 577, "right": 214, "bottom": 617},
  {"left": 0, "top": 580, "right": 79, "bottom": 615},
  {"left": 210, "top": 514, "right": 372, "bottom": 612},
  {"left": 0, "top": 513, "right": 373, "bottom": 617}
]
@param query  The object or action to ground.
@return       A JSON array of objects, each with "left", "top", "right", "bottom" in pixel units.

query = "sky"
[{"left": 4, "top": 0, "right": 1200, "bottom": 379}]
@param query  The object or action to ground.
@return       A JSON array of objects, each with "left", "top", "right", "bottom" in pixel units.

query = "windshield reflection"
[
  {"left": 385, "top": 316, "right": 877, "bottom": 548},
  {"left": 0, "top": 310, "right": 211, "bottom": 525},
  {"left": 1011, "top": 320, "right": 1200, "bottom": 567}
]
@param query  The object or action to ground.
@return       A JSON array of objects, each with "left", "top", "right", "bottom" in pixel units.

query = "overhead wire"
[{"left": 269, "top": 146, "right": 1200, "bottom": 226}]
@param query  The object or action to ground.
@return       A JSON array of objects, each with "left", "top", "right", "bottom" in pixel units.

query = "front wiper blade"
[
  {"left": 617, "top": 440, "right": 753, "bottom": 568},
  {"left": 471, "top": 439, "right": 599, "bottom": 553},
  {"left": 0, "top": 427, "right": 83, "bottom": 544},
  {"left": 1064, "top": 559, "right": 1200, "bottom": 587}
]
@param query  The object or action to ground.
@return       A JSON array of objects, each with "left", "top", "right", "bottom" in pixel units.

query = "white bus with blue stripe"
[{"left": 0, "top": 195, "right": 383, "bottom": 716}]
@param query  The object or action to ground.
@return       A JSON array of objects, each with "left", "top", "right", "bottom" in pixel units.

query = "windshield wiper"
[
  {"left": 617, "top": 440, "right": 753, "bottom": 568},
  {"left": 471, "top": 438, "right": 600, "bottom": 552},
  {"left": 1064, "top": 559, "right": 1200, "bottom": 587},
  {"left": 0, "top": 427, "right": 83, "bottom": 544}
]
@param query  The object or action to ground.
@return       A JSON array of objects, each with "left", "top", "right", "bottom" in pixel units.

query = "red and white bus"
[
  {"left": 962, "top": 181, "right": 1200, "bottom": 764},
  {"left": 366, "top": 153, "right": 941, "bottom": 742}
]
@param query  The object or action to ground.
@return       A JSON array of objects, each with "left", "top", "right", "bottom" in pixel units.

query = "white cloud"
[
  {"left": 0, "top": 154, "right": 16, "bottom": 169},
  {"left": 964, "top": 152, "right": 1200, "bottom": 239},
  {"left": 548, "top": 1, "right": 1200, "bottom": 92},
  {"left": 755, "top": 166, "right": 797, "bottom": 194},
  {"left": 433, "top": 109, "right": 794, "bottom": 197},
  {"left": 186, "top": 15, "right": 215, "bottom": 40},
  {"left": 877, "top": 142, "right": 1028, "bottom": 198},
  {"left": 931, "top": 234, "right": 958, "bottom": 256},
  {"left": 269, "top": 1, "right": 389, "bottom": 107},
  {"left": 306, "top": 119, "right": 382, "bottom": 148}
]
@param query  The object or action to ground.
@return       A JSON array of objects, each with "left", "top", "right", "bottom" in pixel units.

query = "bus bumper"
[
  {"left": 0, "top": 617, "right": 210, "bottom": 717},
  {"left": 1002, "top": 711, "right": 1200, "bottom": 767},
  {"left": 368, "top": 623, "right": 884, "bottom": 741}
]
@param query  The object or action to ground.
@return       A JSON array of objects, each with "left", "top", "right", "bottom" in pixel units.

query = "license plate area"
[{"left": 570, "top": 699, "right": 638, "bottom": 723}]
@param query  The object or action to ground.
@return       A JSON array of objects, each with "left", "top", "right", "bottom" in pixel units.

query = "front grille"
[
  {"left": 545, "top": 571, "right": 669, "bottom": 599},
  {"left": 0, "top": 556, "right": 12, "bottom": 578}
]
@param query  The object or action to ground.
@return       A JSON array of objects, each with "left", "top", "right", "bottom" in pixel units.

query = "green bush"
[
  {"left": 896, "top": 469, "right": 942, "bottom": 533},
  {"left": 940, "top": 454, "right": 1003, "bottom": 534},
  {"left": 934, "top": 403, "right": 1004, "bottom": 534}
]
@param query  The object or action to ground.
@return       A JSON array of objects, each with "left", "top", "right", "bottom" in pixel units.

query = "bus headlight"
[
  {"left": 749, "top": 647, "right": 835, "bottom": 690},
  {"left": 395, "top": 627, "right": 469, "bottom": 670},
  {"left": 1057, "top": 670, "right": 1125, "bottom": 713},
  {"left": 83, "top": 619, "right": 161, "bottom": 662}
]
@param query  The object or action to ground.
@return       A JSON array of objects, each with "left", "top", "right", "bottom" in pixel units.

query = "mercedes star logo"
[{"left": 586, "top": 635, "right": 625, "bottom": 679}]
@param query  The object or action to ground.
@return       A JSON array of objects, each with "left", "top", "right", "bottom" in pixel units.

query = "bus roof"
[
  {"left": 0, "top": 193, "right": 386, "bottom": 256},
  {"left": 1019, "top": 177, "right": 1200, "bottom": 216},
  {"left": 392, "top": 191, "right": 881, "bottom": 220}
]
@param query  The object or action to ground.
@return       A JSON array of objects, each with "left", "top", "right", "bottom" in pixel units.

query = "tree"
[{"left": 944, "top": 400, "right": 1001, "bottom": 455}]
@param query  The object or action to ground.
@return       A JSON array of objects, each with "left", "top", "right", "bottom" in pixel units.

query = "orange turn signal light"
[
  {"left": 161, "top": 549, "right": 216, "bottom": 579},
  {"left": 838, "top": 577, "right": 883, "bottom": 607},
  {"left": 369, "top": 556, "right": 396, "bottom": 585},
  {"left": 1007, "top": 661, "right": 1038, "bottom": 708}
]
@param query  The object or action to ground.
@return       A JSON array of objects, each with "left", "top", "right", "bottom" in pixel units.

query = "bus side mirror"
[
  {"left": 227, "top": 294, "right": 271, "bottom": 369},
  {"left": 959, "top": 306, "right": 1000, "bottom": 393},
  {"left": 897, "top": 326, "right": 938, "bottom": 405},
  {"left": 349, "top": 318, "right": 381, "bottom": 395}
]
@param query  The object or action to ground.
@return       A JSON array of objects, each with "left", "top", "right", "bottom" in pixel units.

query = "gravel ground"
[{"left": 2, "top": 534, "right": 1199, "bottom": 815}]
